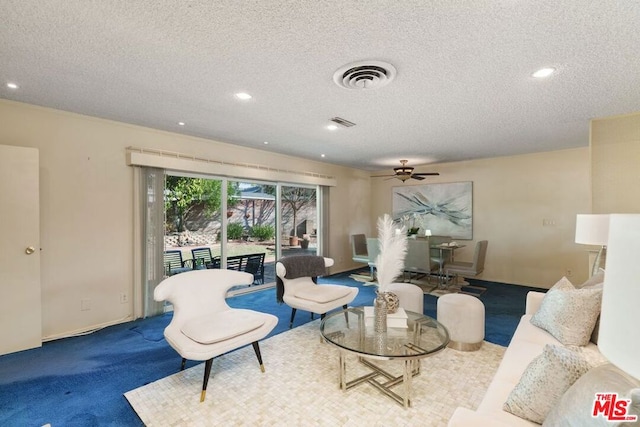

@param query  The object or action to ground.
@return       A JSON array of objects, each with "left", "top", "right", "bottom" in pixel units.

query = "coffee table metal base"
[{"left": 339, "top": 352, "right": 421, "bottom": 408}]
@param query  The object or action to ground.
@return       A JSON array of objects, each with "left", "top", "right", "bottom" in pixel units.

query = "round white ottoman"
[{"left": 437, "top": 293, "right": 485, "bottom": 351}]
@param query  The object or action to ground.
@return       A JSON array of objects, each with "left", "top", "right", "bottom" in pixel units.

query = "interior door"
[{"left": 0, "top": 144, "right": 41, "bottom": 355}]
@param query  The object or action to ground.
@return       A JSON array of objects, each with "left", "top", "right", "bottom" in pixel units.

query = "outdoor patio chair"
[
  {"left": 244, "top": 253, "right": 266, "bottom": 285},
  {"left": 164, "top": 250, "right": 194, "bottom": 276},
  {"left": 191, "top": 247, "right": 214, "bottom": 269}
]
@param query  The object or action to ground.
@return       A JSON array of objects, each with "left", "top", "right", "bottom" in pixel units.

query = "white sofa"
[{"left": 448, "top": 291, "right": 600, "bottom": 426}]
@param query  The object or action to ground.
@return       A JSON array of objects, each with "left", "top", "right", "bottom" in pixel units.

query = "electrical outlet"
[
  {"left": 81, "top": 298, "right": 91, "bottom": 311},
  {"left": 566, "top": 269, "right": 573, "bottom": 277},
  {"left": 120, "top": 292, "right": 128, "bottom": 304}
]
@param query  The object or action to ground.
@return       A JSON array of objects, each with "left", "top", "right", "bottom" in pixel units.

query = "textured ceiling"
[{"left": 1, "top": 1, "right": 639, "bottom": 171}]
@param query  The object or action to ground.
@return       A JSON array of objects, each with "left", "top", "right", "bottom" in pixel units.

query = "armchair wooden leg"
[
  {"left": 180, "top": 357, "right": 187, "bottom": 371},
  {"left": 251, "top": 341, "right": 265, "bottom": 373},
  {"left": 201, "top": 358, "right": 213, "bottom": 402},
  {"left": 289, "top": 308, "right": 297, "bottom": 329}
]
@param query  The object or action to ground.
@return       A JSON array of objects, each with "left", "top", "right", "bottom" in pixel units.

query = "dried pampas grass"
[{"left": 375, "top": 214, "right": 408, "bottom": 291}]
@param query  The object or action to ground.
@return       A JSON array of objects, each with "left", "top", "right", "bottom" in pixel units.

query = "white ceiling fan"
[{"left": 372, "top": 160, "right": 440, "bottom": 182}]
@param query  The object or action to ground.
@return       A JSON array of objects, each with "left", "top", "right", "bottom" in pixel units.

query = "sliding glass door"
[{"left": 161, "top": 173, "right": 320, "bottom": 289}]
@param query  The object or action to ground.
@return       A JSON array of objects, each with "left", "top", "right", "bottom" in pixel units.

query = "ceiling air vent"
[
  {"left": 330, "top": 117, "right": 356, "bottom": 127},
  {"left": 333, "top": 60, "right": 397, "bottom": 90}
]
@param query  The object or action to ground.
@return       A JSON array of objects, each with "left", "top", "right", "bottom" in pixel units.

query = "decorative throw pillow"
[
  {"left": 543, "top": 363, "right": 640, "bottom": 426},
  {"left": 503, "top": 344, "right": 593, "bottom": 424},
  {"left": 577, "top": 270, "right": 605, "bottom": 289},
  {"left": 530, "top": 277, "right": 602, "bottom": 346},
  {"left": 579, "top": 279, "right": 604, "bottom": 344}
]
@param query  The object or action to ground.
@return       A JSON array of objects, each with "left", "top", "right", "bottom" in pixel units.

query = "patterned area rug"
[{"left": 125, "top": 320, "right": 505, "bottom": 426}]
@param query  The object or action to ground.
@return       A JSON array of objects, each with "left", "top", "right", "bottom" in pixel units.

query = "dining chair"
[
  {"left": 404, "top": 239, "right": 437, "bottom": 281},
  {"left": 444, "top": 240, "right": 489, "bottom": 282},
  {"left": 351, "top": 234, "right": 369, "bottom": 265},
  {"left": 366, "top": 237, "right": 380, "bottom": 280},
  {"left": 154, "top": 269, "right": 278, "bottom": 402}
]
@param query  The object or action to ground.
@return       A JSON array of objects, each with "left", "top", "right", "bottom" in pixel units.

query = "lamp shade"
[
  {"left": 575, "top": 214, "right": 610, "bottom": 245},
  {"left": 598, "top": 214, "right": 640, "bottom": 380}
]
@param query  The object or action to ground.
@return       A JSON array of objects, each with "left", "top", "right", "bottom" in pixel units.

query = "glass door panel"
[
  {"left": 280, "top": 185, "right": 318, "bottom": 258},
  {"left": 164, "top": 174, "right": 224, "bottom": 272},
  {"left": 227, "top": 181, "right": 277, "bottom": 287}
]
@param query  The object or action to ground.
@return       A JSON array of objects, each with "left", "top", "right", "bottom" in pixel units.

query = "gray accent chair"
[{"left": 444, "top": 240, "right": 489, "bottom": 280}]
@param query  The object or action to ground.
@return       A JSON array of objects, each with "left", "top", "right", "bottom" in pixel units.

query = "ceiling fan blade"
[
  {"left": 411, "top": 175, "right": 426, "bottom": 180},
  {"left": 371, "top": 174, "right": 397, "bottom": 178},
  {"left": 412, "top": 172, "right": 440, "bottom": 176}
]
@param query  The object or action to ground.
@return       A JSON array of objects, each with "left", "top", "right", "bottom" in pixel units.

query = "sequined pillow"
[
  {"left": 503, "top": 344, "right": 593, "bottom": 424},
  {"left": 530, "top": 277, "right": 602, "bottom": 346}
]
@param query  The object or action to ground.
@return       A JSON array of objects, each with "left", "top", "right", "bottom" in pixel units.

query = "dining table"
[{"left": 430, "top": 243, "right": 466, "bottom": 286}]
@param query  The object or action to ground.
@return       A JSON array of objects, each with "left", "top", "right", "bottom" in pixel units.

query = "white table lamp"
[
  {"left": 598, "top": 214, "right": 640, "bottom": 380},
  {"left": 575, "top": 214, "right": 610, "bottom": 276}
]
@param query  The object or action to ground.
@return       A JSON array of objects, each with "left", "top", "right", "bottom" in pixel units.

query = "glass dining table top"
[{"left": 320, "top": 307, "right": 449, "bottom": 360}]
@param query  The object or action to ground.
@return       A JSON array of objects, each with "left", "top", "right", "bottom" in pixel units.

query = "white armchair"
[
  {"left": 154, "top": 269, "right": 278, "bottom": 402},
  {"left": 276, "top": 256, "right": 358, "bottom": 328}
]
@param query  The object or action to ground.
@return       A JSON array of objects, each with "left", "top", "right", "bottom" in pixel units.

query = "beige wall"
[
  {"left": 5, "top": 96, "right": 627, "bottom": 339},
  {"left": 0, "top": 99, "right": 371, "bottom": 339},
  {"left": 591, "top": 112, "right": 640, "bottom": 214},
  {"left": 369, "top": 149, "right": 592, "bottom": 288}
]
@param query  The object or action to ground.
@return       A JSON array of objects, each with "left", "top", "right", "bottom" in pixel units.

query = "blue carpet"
[{"left": 0, "top": 271, "right": 543, "bottom": 426}]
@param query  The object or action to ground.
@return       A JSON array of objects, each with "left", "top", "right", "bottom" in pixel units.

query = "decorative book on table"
[{"left": 364, "top": 306, "right": 408, "bottom": 328}]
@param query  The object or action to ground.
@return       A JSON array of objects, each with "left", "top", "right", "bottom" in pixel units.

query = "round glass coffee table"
[{"left": 320, "top": 306, "right": 449, "bottom": 408}]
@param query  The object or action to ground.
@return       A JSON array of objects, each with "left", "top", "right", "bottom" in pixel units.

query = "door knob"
[{"left": 25, "top": 246, "right": 36, "bottom": 255}]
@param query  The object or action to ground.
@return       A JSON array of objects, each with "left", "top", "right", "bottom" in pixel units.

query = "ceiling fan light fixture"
[
  {"left": 371, "top": 159, "right": 440, "bottom": 182},
  {"left": 394, "top": 166, "right": 414, "bottom": 175}
]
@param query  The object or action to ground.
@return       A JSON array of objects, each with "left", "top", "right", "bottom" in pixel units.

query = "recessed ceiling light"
[
  {"left": 235, "top": 92, "right": 252, "bottom": 100},
  {"left": 178, "top": 122, "right": 185, "bottom": 126},
  {"left": 263, "top": 141, "right": 269, "bottom": 145},
  {"left": 327, "top": 124, "right": 338, "bottom": 131},
  {"left": 532, "top": 67, "right": 556, "bottom": 78},
  {"left": 321, "top": 154, "right": 326, "bottom": 158},
  {"left": 7, "top": 82, "right": 18, "bottom": 89}
]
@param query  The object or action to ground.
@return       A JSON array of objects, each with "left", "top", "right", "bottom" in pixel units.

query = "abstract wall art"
[{"left": 392, "top": 181, "right": 473, "bottom": 239}]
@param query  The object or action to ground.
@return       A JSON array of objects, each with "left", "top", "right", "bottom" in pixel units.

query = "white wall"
[
  {"left": 369, "top": 149, "right": 592, "bottom": 288},
  {"left": 0, "top": 99, "right": 371, "bottom": 339}
]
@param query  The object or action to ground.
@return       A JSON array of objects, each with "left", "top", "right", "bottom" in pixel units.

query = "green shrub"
[
  {"left": 227, "top": 223, "right": 244, "bottom": 240},
  {"left": 250, "top": 224, "right": 275, "bottom": 241}
]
